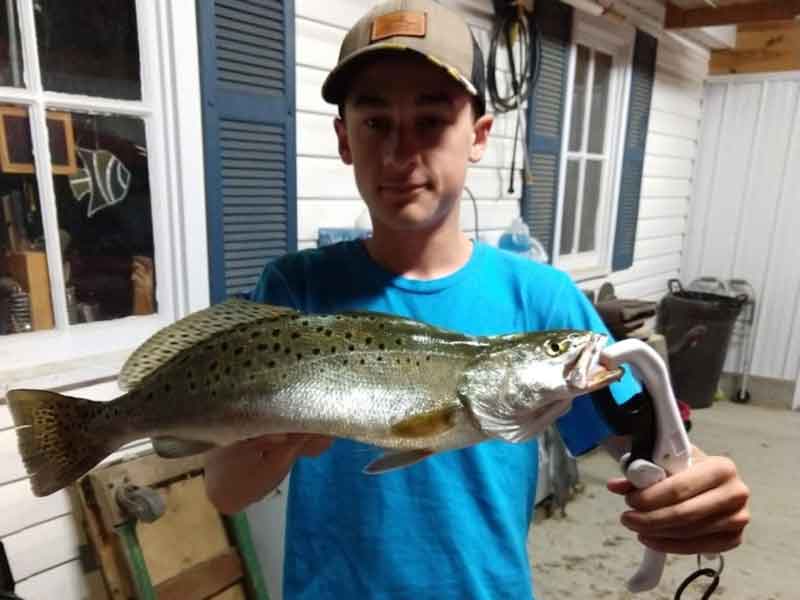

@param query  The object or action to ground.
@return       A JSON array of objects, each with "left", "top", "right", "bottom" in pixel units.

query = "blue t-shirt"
[{"left": 250, "top": 240, "right": 638, "bottom": 600}]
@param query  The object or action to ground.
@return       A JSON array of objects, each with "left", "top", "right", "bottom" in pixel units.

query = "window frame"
[
  {"left": 0, "top": 0, "right": 208, "bottom": 383},
  {"left": 553, "top": 12, "right": 635, "bottom": 281}
]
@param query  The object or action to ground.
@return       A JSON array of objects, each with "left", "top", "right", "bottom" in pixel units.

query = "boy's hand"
[
  {"left": 607, "top": 451, "right": 750, "bottom": 554},
  {"left": 205, "top": 433, "right": 333, "bottom": 514}
]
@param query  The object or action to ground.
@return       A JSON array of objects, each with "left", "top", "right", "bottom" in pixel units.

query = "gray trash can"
[{"left": 656, "top": 279, "right": 746, "bottom": 409}]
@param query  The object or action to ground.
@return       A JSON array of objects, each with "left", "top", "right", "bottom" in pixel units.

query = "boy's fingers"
[
  {"left": 624, "top": 456, "right": 740, "bottom": 511},
  {"left": 607, "top": 477, "right": 635, "bottom": 495}
]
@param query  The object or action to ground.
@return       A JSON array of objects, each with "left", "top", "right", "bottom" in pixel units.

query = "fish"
[{"left": 6, "top": 298, "right": 623, "bottom": 497}]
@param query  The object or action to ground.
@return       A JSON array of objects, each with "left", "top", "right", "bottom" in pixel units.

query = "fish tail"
[{"left": 7, "top": 389, "right": 123, "bottom": 497}]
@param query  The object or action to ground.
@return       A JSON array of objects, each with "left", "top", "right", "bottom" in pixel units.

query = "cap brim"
[{"left": 322, "top": 44, "right": 477, "bottom": 106}]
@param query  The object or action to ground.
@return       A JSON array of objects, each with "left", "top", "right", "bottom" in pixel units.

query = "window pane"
[
  {"left": 0, "top": 105, "right": 54, "bottom": 335},
  {"left": 588, "top": 51, "right": 612, "bottom": 154},
  {"left": 579, "top": 160, "right": 603, "bottom": 252},
  {"left": 0, "top": 3, "right": 23, "bottom": 87},
  {"left": 568, "top": 45, "right": 590, "bottom": 152},
  {"left": 52, "top": 111, "right": 155, "bottom": 323},
  {"left": 560, "top": 160, "right": 580, "bottom": 255},
  {"left": 35, "top": 1, "right": 141, "bottom": 99}
]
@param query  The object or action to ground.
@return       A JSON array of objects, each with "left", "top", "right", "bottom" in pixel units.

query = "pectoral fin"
[
  {"left": 152, "top": 436, "right": 217, "bottom": 458},
  {"left": 363, "top": 449, "right": 434, "bottom": 474},
  {"left": 390, "top": 407, "right": 458, "bottom": 438}
]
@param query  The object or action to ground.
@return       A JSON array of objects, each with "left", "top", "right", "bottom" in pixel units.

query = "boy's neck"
[{"left": 364, "top": 221, "right": 473, "bottom": 281}]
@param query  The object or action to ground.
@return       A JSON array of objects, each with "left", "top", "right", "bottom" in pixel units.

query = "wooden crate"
[{"left": 78, "top": 451, "right": 260, "bottom": 600}]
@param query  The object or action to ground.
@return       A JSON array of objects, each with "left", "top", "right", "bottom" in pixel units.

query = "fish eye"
[{"left": 545, "top": 339, "right": 569, "bottom": 357}]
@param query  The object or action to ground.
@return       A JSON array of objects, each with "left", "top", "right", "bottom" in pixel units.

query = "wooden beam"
[
  {"left": 665, "top": 1, "right": 800, "bottom": 29},
  {"left": 710, "top": 21, "right": 800, "bottom": 75}
]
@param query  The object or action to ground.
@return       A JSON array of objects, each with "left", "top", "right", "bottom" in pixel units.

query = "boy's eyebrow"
[
  {"left": 350, "top": 92, "right": 456, "bottom": 109},
  {"left": 416, "top": 92, "right": 454, "bottom": 108},
  {"left": 352, "top": 93, "right": 388, "bottom": 108}
]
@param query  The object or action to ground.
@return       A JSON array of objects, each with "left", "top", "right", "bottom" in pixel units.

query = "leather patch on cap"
[{"left": 370, "top": 11, "right": 427, "bottom": 42}]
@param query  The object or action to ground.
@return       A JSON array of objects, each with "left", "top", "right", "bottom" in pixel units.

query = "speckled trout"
[{"left": 7, "top": 299, "right": 622, "bottom": 496}]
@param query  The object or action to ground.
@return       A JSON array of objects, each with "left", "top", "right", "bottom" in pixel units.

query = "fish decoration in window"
[{"left": 68, "top": 147, "right": 132, "bottom": 218}]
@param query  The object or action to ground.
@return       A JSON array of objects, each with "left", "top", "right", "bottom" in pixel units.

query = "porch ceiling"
[{"left": 664, "top": 0, "right": 800, "bottom": 28}]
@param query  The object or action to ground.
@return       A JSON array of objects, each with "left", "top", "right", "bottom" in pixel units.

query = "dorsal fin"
[{"left": 118, "top": 298, "right": 297, "bottom": 390}]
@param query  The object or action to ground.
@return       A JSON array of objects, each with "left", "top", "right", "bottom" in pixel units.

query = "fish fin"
[
  {"left": 390, "top": 407, "right": 458, "bottom": 438},
  {"left": 152, "top": 436, "right": 216, "bottom": 458},
  {"left": 363, "top": 449, "right": 434, "bottom": 474},
  {"left": 7, "top": 389, "right": 121, "bottom": 497},
  {"left": 119, "top": 298, "right": 298, "bottom": 390}
]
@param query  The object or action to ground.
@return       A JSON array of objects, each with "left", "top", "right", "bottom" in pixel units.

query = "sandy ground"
[{"left": 527, "top": 400, "right": 800, "bottom": 600}]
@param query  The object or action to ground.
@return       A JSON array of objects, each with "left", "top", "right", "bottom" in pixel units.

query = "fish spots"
[
  {"left": 365, "top": 337, "right": 373, "bottom": 345},
  {"left": 221, "top": 342, "right": 229, "bottom": 351},
  {"left": 395, "top": 339, "right": 403, "bottom": 346},
  {"left": 268, "top": 360, "right": 276, "bottom": 368},
  {"left": 330, "top": 346, "right": 337, "bottom": 354},
  {"left": 209, "top": 361, "right": 219, "bottom": 371},
  {"left": 273, "top": 343, "right": 281, "bottom": 352},
  {"left": 325, "top": 329, "right": 333, "bottom": 337},
  {"left": 312, "top": 348, "right": 321, "bottom": 355},
  {"left": 348, "top": 344, "right": 355, "bottom": 351},
  {"left": 234, "top": 347, "right": 244, "bottom": 356},
  {"left": 345, "top": 332, "right": 352, "bottom": 339},
  {"left": 296, "top": 353, "right": 303, "bottom": 361},
  {"left": 244, "top": 360, "right": 253, "bottom": 368},
  {"left": 378, "top": 343, "right": 385, "bottom": 350},
  {"left": 258, "top": 344, "right": 269, "bottom": 351},
  {"left": 291, "top": 332, "right": 300, "bottom": 339},
  {"left": 272, "top": 329, "right": 281, "bottom": 337}
]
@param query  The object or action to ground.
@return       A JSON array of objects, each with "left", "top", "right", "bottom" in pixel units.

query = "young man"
[{"left": 205, "top": 1, "right": 749, "bottom": 598}]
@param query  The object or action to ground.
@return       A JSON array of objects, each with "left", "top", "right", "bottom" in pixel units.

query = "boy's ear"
[
  {"left": 334, "top": 117, "right": 353, "bottom": 165},
  {"left": 469, "top": 114, "right": 494, "bottom": 163}
]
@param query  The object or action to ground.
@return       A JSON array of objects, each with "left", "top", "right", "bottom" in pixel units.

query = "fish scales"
[
  {"left": 6, "top": 299, "right": 624, "bottom": 496},
  {"left": 124, "top": 311, "right": 486, "bottom": 449}
]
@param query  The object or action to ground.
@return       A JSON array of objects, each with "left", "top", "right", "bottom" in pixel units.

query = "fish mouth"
[{"left": 565, "top": 334, "right": 624, "bottom": 392}]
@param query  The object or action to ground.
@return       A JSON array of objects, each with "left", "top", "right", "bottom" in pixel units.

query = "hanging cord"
[
  {"left": 487, "top": 3, "right": 541, "bottom": 195},
  {"left": 674, "top": 554, "right": 724, "bottom": 600}
]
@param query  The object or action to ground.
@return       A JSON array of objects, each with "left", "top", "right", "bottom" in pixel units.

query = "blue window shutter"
[
  {"left": 612, "top": 30, "right": 657, "bottom": 272},
  {"left": 522, "top": 0, "right": 572, "bottom": 263},
  {"left": 197, "top": 0, "right": 297, "bottom": 303}
]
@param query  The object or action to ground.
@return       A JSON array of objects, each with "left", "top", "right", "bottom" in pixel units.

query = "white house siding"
[
  {"left": 682, "top": 73, "right": 800, "bottom": 386},
  {"left": 294, "top": 0, "right": 523, "bottom": 251},
  {"left": 607, "top": 35, "right": 709, "bottom": 302}
]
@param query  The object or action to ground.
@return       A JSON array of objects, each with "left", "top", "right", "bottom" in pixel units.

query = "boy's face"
[{"left": 334, "top": 54, "right": 493, "bottom": 234}]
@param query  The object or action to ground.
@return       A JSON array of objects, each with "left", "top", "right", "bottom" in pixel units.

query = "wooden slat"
[
  {"left": 666, "top": 1, "right": 800, "bottom": 29},
  {"left": 155, "top": 548, "right": 243, "bottom": 600}
]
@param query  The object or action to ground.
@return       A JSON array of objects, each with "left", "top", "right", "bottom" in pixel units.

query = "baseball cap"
[{"left": 322, "top": 0, "right": 487, "bottom": 115}]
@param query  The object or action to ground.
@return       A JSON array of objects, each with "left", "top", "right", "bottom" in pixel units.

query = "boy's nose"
[{"left": 383, "top": 126, "right": 418, "bottom": 168}]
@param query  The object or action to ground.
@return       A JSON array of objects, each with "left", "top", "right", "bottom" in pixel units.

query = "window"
[
  {"left": 0, "top": 1, "right": 157, "bottom": 340},
  {"left": 554, "top": 14, "right": 634, "bottom": 277}
]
